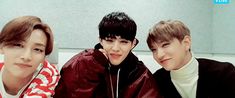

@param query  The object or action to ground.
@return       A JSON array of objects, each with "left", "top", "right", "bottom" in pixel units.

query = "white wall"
[
  {"left": 0, "top": 0, "right": 234, "bottom": 74},
  {"left": 0, "top": 0, "right": 213, "bottom": 53},
  {"left": 212, "top": 1, "right": 235, "bottom": 54},
  {"left": 57, "top": 49, "right": 235, "bottom": 73}
]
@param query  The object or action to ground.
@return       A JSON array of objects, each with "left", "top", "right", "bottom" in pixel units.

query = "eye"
[
  {"left": 34, "top": 48, "right": 44, "bottom": 53},
  {"left": 162, "top": 42, "right": 170, "bottom": 47},
  {"left": 13, "top": 43, "right": 24, "bottom": 48},
  {"left": 150, "top": 48, "right": 157, "bottom": 52},
  {"left": 120, "top": 40, "right": 128, "bottom": 44},
  {"left": 104, "top": 38, "right": 114, "bottom": 42},
  {"left": 105, "top": 39, "right": 113, "bottom": 42}
]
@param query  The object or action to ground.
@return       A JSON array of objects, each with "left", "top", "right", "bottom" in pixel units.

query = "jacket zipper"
[{"left": 108, "top": 64, "right": 120, "bottom": 98}]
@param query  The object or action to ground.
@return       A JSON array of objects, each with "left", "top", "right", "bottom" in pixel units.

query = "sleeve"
[
  {"left": 136, "top": 70, "right": 162, "bottom": 98},
  {"left": 53, "top": 49, "right": 108, "bottom": 98},
  {"left": 124, "top": 69, "right": 162, "bottom": 98},
  {"left": 21, "top": 60, "right": 60, "bottom": 98},
  {"left": 220, "top": 62, "right": 235, "bottom": 97}
]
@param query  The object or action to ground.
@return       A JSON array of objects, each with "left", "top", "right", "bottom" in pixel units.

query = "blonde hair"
[{"left": 147, "top": 20, "right": 190, "bottom": 49}]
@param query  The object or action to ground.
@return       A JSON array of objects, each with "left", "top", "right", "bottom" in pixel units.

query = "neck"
[
  {"left": 2, "top": 69, "right": 32, "bottom": 95},
  {"left": 184, "top": 51, "right": 192, "bottom": 65}
]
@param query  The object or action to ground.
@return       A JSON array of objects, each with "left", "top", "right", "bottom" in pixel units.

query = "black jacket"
[{"left": 154, "top": 58, "right": 235, "bottom": 98}]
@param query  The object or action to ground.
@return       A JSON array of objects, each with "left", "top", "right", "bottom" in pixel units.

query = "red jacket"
[
  {"left": 0, "top": 60, "right": 60, "bottom": 98},
  {"left": 54, "top": 48, "right": 161, "bottom": 98}
]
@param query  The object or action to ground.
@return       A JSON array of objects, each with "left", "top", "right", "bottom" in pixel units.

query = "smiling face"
[
  {"left": 100, "top": 36, "right": 136, "bottom": 66},
  {"left": 150, "top": 37, "right": 191, "bottom": 71},
  {"left": 1, "top": 29, "right": 47, "bottom": 79},
  {"left": 147, "top": 20, "right": 192, "bottom": 71}
]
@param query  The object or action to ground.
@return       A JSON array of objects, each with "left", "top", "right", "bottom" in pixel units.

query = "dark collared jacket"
[
  {"left": 54, "top": 44, "right": 161, "bottom": 98},
  {"left": 154, "top": 58, "right": 235, "bottom": 98}
]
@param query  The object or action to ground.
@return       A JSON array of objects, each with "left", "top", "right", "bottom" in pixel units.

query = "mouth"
[
  {"left": 160, "top": 58, "right": 171, "bottom": 64},
  {"left": 15, "top": 63, "right": 32, "bottom": 68},
  {"left": 110, "top": 53, "right": 121, "bottom": 59}
]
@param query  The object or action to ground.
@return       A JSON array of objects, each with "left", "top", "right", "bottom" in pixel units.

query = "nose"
[
  {"left": 157, "top": 48, "right": 165, "bottom": 60},
  {"left": 20, "top": 49, "right": 32, "bottom": 62},
  {"left": 111, "top": 41, "right": 120, "bottom": 52}
]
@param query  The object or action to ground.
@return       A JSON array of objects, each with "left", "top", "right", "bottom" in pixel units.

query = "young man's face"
[
  {"left": 150, "top": 36, "right": 191, "bottom": 71},
  {"left": 100, "top": 36, "right": 136, "bottom": 66},
  {"left": 0, "top": 29, "right": 47, "bottom": 79}
]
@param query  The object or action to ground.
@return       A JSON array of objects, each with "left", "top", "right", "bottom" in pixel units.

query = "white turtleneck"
[{"left": 170, "top": 55, "right": 199, "bottom": 98}]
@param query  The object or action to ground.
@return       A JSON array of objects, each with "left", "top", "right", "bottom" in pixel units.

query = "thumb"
[{"left": 99, "top": 49, "right": 108, "bottom": 59}]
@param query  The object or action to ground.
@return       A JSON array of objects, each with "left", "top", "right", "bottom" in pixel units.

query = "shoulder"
[
  {"left": 42, "top": 60, "right": 60, "bottom": 75},
  {"left": 61, "top": 49, "right": 108, "bottom": 70},
  {"left": 128, "top": 63, "right": 155, "bottom": 85},
  {"left": 22, "top": 60, "right": 60, "bottom": 97},
  {"left": 153, "top": 68, "right": 169, "bottom": 80},
  {"left": 197, "top": 58, "right": 235, "bottom": 80},
  {"left": 124, "top": 56, "right": 153, "bottom": 82},
  {"left": 197, "top": 58, "right": 233, "bottom": 65},
  {"left": 197, "top": 58, "right": 235, "bottom": 72},
  {"left": 130, "top": 56, "right": 151, "bottom": 76},
  {"left": 154, "top": 68, "right": 168, "bottom": 76},
  {"left": 32, "top": 60, "right": 60, "bottom": 83},
  {"left": 64, "top": 49, "right": 96, "bottom": 64}
]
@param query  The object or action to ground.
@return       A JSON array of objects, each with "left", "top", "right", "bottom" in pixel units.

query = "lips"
[
  {"left": 160, "top": 58, "right": 170, "bottom": 64},
  {"left": 110, "top": 53, "right": 121, "bottom": 59},
  {"left": 15, "top": 63, "right": 32, "bottom": 68}
]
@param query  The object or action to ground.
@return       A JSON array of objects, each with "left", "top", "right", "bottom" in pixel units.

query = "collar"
[{"left": 170, "top": 52, "right": 199, "bottom": 79}]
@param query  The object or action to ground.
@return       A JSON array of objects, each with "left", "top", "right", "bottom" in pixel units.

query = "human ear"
[
  {"left": 182, "top": 35, "right": 191, "bottom": 51},
  {"left": 99, "top": 37, "right": 103, "bottom": 46},
  {"left": 131, "top": 38, "right": 139, "bottom": 49}
]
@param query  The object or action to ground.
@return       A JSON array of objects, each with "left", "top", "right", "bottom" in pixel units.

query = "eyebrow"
[{"left": 35, "top": 43, "right": 46, "bottom": 48}]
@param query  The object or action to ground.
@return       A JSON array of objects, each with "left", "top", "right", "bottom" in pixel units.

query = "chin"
[
  {"left": 164, "top": 68, "right": 171, "bottom": 71},
  {"left": 163, "top": 66, "right": 173, "bottom": 71},
  {"left": 110, "top": 61, "right": 121, "bottom": 66}
]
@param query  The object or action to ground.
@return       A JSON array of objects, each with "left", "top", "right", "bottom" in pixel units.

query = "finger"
[{"left": 99, "top": 49, "right": 108, "bottom": 59}]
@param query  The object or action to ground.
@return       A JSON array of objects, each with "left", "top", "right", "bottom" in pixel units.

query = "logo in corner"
[{"left": 214, "top": 0, "right": 230, "bottom": 4}]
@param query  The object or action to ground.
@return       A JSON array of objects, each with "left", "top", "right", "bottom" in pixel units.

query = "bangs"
[
  {"left": 99, "top": 21, "right": 136, "bottom": 41},
  {"left": 147, "top": 20, "right": 191, "bottom": 49},
  {"left": 149, "top": 25, "right": 174, "bottom": 42},
  {"left": 0, "top": 21, "right": 32, "bottom": 46},
  {"left": 98, "top": 12, "right": 136, "bottom": 41}
]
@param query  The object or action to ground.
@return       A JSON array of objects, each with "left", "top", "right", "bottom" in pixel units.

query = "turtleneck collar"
[{"left": 170, "top": 52, "right": 199, "bottom": 79}]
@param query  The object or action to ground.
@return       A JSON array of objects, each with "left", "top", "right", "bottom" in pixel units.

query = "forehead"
[
  {"left": 27, "top": 29, "right": 47, "bottom": 46},
  {"left": 150, "top": 39, "right": 174, "bottom": 47},
  {"left": 106, "top": 36, "right": 126, "bottom": 40},
  {"left": 152, "top": 39, "right": 170, "bottom": 45}
]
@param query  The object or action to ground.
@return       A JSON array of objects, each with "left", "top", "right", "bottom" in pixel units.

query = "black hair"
[{"left": 98, "top": 12, "right": 137, "bottom": 41}]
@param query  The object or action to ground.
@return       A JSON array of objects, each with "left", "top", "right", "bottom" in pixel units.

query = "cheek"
[
  {"left": 4, "top": 54, "right": 15, "bottom": 62},
  {"left": 122, "top": 45, "right": 133, "bottom": 52},
  {"left": 152, "top": 54, "right": 158, "bottom": 61},
  {"left": 4, "top": 51, "right": 22, "bottom": 61},
  {"left": 32, "top": 60, "right": 43, "bottom": 70},
  {"left": 167, "top": 47, "right": 178, "bottom": 56},
  {"left": 33, "top": 55, "right": 45, "bottom": 64},
  {"left": 102, "top": 45, "right": 111, "bottom": 51},
  {"left": 123, "top": 48, "right": 131, "bottom": 54}
]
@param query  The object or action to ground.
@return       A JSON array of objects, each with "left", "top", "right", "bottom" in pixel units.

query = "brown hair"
[
  {"left": 147, "top": 20, "right": 190, "bottom": 49},
  {"left": 0, "top": 16, "right": 53, "bottom": 55}
]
